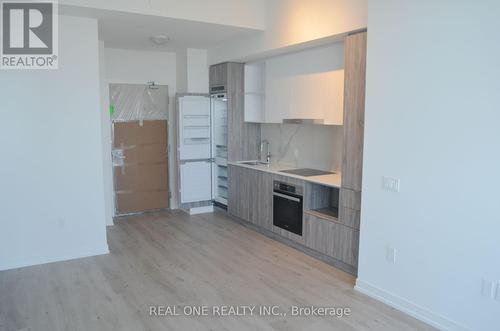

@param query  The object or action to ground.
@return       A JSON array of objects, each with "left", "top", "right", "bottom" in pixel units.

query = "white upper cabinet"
[
  {"left": 244, "top": 62, "right": 266, "bottom": 123},
  {"left": 319, "top": 70, "right": 345, "bottom": 125},
  {"left": 265, "top": 69, "right": 344, "bottom": 125},
  {"left": 244, "top": 42, "right": 345, "bottom": 125}
]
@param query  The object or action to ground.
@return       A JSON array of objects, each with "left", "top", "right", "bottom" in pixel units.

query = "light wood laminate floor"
[{"left": 0, "top": 210, "right": 434, "bottom": 331}]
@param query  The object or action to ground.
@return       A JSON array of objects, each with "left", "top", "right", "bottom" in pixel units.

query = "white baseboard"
[
  {"left": 0, "top": 244, "right": 110, "bottom": 271},
  {"left": 355, "top": 279, "right": 469, "bottom": 331},
  {"left": 189, "top": 205, "right": 214, "bottom": 215}
]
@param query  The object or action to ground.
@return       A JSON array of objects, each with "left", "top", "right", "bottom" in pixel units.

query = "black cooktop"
[{"left": 279, "top": 168, "right": 334, "bottom": 177}]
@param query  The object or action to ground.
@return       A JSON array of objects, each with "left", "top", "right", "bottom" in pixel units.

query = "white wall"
[
  {"left": 0, "top": 15, "right": 109, "bottom": 271},
  {"left": 358, "top": 1, "right": 500, "bottom": 330},
  {"left": 209, "top": 0, "right": 367, "bottom": 63},
  {"left": 176, "top": 49, "right": 188, "bottom": 93},
  {"left": 102, "top": 47, "right": 179, "bottom": 210},
  {"left": 104, "top": 48, "right": 177, "bottom": 90},
  {"left": 186, "top": 48, "right": 208, "bottom": 94},
  {"left": 261, "top": 124, "right": 343, "bottom": 172}
]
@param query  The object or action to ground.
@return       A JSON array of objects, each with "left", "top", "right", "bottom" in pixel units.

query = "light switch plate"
[
  {"left": 495, "top": 283, "right": 500, "bottom": 302},
  {"left": 386, "top": 247, "right": 396, "bottom": 264},
  {"left": 382, "top": 176, "right": 400, "bottom": 192},
  {"left": 481, "top": 279, "right": 495, "bottom": 298}
]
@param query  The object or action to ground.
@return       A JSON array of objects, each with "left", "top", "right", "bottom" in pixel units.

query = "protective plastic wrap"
[{"left": 109, "top": 83, "right": 168, "bottom": 121}]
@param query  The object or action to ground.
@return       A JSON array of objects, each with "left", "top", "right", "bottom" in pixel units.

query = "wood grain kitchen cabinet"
[
  {"left": 339, "top": 31, "right": 366, "bottom": 235},
  {"left": 209, "top": 63, "right": 227, "bottom": 87},
  {"left": 226, "top": 63, "right": 261, "bottom": 162},
  {"left": 250, "top": 170, "right": 273, "bottom": 230},
  {"left": 228, "top": 165, "right": 273, "bottom": 230},
  {"left": 338, "top": 187, "right": 361, "bottom": 229},
  {"left": 229, "top": 165, "right": 359, "bottom": 270},
  {"left": 341, "top": 31, "right": 367, "bottom": 192},
  {"left": 228, "top": 164, "right": 248, "bottom": 221},
  {"left": 304, "top": 212, "right": 359, "bottom": 268},
  {"left": 338, "top": 206, "right": 361, "bottom": 230}
]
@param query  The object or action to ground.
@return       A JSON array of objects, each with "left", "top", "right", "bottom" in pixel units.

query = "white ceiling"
[{"left": 60, "top": 5, "right": 262, "bottom": 52}]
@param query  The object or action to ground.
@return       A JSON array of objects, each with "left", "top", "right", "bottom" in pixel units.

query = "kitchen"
[{"left": 177, "top": 32, "right": 366, "bottom": 275}]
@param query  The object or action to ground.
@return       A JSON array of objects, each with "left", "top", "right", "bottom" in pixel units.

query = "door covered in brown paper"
[
  {"left": 113, "top": 120, "right": 169, "bottom": 214},
  {"left": 109, "top": 83, "right": 169, "bottom": 215}
]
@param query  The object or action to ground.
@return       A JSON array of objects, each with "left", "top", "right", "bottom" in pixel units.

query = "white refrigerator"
[{"left": 178, "top": 94, "right": 228, "bottom": 206}]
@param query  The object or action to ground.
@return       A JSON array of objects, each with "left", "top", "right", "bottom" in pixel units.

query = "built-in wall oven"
[{"left": 273, "top": 181, "right": 303, "bottom": 236}]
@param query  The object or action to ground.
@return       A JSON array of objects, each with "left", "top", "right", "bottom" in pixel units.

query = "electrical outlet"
[
  {"left": 495, "top": 283, "right": 500, "bottom": 302},
  {"left": 386, "top": 247, "right": 396, "bottom": 264},
  {"left": 382, "top": 176, "right": 400, "bottom": 192},
  {"left": 57, "top": 218, "right": 66, "bottom": 229},
  {"left": 481, "top": 279, "right": 495, "bottom": 298}
]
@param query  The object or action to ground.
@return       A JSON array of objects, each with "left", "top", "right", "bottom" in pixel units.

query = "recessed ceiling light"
[{"left": 150, "top": 35, "right": 169, "bottom": 45}]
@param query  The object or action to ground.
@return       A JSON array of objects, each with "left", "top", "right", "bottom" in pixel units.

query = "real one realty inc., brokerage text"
[{"left": 149, "top": 305, "right": 352, "bottom": 318}]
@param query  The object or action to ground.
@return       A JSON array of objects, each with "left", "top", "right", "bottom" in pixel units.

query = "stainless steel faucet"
[{"left": 260, "top": 139, "right": 271, "bottom": 164}]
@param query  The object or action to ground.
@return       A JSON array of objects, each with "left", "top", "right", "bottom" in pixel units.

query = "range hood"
[{"left": 282, "top": 118, "right": 325, "bottom": 125}]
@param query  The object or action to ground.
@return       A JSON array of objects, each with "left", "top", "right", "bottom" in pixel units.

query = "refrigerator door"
[
  {"left": 211, "top": 94, "right": 228, "bottom": 205},
  {"left": 179, "top": 96, "right": 211, "bottom": 160},
  {"left": 180, "top": 160, "right": 212, "bottom": 203}
]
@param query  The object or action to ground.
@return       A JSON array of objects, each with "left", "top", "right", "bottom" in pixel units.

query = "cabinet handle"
[{"left": 273, "top": 192, "right": 301, "bottom": 203}]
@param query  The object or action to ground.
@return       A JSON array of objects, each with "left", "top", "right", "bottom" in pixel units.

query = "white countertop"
[{"left": 228, "top": 161, "right": 342, "bottom": 188}]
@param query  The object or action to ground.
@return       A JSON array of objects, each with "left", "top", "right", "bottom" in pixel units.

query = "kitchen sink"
[
  {"left": 239, "top": 161, "right": 269, "bottom": 166},
  {"left": 279, "top": 168, "right": 334, "bottom": 177}
]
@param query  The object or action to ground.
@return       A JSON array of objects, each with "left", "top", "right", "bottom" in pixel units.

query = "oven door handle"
[{"left": 273, "top": 191, "right": 301, "bottom": 203}]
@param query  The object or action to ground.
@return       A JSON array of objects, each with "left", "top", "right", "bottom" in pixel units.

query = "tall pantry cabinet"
[{"left": 339, "top": 31, "right": 367, "bottom": 234}]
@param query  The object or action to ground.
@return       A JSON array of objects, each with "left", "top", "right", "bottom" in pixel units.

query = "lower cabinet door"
[
  {"left": 228, "top": 166, "right": 273, "bottom": 229},
  {"left": 228, "top": 165, "right": 248, "bottom": 220},
  {"left": 180, "top": 161, "right": 212, "bottom": 203},
  {"left": 304, "top": 213, "right": 359, "bottom": 267},
  {"left": 257, "top": 171, "right": 273, "bottom": 230}
]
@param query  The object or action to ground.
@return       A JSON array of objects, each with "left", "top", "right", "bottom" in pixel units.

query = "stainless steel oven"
[{"left": 273, "top": 181, "right": 303, "bottom": 236}]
